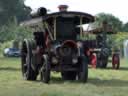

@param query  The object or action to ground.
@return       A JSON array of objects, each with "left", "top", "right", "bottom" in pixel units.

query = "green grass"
[{"left": 0, "top": 57, "right": 128, "bottom": 96}]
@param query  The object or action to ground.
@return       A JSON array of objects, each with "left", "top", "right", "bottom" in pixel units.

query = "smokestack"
[{"left": 58, "top": 5, "right": 68, "bottom": 12}]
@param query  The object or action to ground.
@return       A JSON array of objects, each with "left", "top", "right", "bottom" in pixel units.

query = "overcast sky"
[{"left": 25, "top": 0, "right": 128, "bottom": 23}]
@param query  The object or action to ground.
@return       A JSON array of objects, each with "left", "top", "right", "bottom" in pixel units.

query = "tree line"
[
  {"left": 94, "top": 13, "right": 128, "bottom": 32},
  {"left": 0, "top": 0, "right": 128, "bottom": 44},
  {"left": 0, "top": 0, "right": 128, "bottom": 31},
  {"left": 0, "top": 0, "right": 31, "bottom": 26}
]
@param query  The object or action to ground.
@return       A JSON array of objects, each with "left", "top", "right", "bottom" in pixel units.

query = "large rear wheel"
[
  {"left": 101, "top": 57, "right": 108, "bottom": 68},
  {"left": 21, "top": 39, "right": 37, "bottom": 80},
  {"left": 96, "top": 57, "right": 108, "bottom": 68}
]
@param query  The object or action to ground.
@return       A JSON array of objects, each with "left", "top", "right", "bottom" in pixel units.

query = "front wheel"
[
  {"left": 96, "top": 57, "right": 108, "bottom": 68},
  {"left": 40, "top": 55, "right": 51, "bottom": 83},
  {"left": 101, "top": 57, "right": 108, "bottom": 68},
  {"left": 78, "top": 56, "right": 88, "bottom": 83}
]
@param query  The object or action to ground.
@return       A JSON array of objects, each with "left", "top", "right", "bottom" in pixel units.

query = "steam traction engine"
[
  {"left": 20, "top": 5, "right": 95, "bottom": 83},
  {"left": 84, "top": 21, "right": 120, "bottom": 69}
]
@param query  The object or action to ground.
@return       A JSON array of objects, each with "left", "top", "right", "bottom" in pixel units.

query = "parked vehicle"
[{"left": 3, "top": 48, "right": 20, "bottom": 57}]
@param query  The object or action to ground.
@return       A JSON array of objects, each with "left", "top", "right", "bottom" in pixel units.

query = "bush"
[
  {"left": 0, "top": 20, "right": 32, "bottom": 43},
  {"left": 0, "top": 41, "right": 13, "bottom": 56}
]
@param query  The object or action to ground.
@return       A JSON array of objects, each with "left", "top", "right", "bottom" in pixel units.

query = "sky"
[{"left": 25, "top": 0, "right": 128, "bottom": 23}]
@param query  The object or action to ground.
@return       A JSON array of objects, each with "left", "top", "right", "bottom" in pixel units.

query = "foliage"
[
  {"left": 92, "top": 13, "right": 123, "bottom": 32},
  {"left": 0, "top": 41, "right": 13, "bottom": 55},
  {"left": 0, "top": 0, "right": 31, "bottom": 25},
  {"left": 122, "top": 22, "right": 128, "bottom": 32},
  {"left": 0, "top": 19, "right": 32, "bottom": 54},
  {"left": 106, "top": 32, "right": 128, "bottom": 57},
  {"left": 0, "top": 20, "right": 32, "bottom": 43},
  {"left": 110, "top": 32, "right": 128, "bottom": 49}
]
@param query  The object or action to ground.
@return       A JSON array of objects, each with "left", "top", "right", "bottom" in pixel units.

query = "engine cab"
[{"left": 20, "top": 5, "right": 95, "bottom": 83}]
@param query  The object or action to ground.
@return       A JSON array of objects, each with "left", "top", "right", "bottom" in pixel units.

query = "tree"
[
  {"left": 0, "top": 0, "right": 31, "bottom": 25},
  {"left": 93, "top": 13, "right": 123, "bottom": 32},
  {"left": 122, "top": 22, "right": 128, "bottom": 32},
  {"left": 0, "top": 19, "right": 32, "bottom": 43}
]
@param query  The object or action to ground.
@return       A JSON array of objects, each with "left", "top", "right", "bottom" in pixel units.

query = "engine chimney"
[{"left": 58, "top": 5, "right": 68, "bottom": 12}]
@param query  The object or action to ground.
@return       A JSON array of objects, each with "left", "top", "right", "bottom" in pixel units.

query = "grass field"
[{"left": 0, "top": 57, "right": 128, "bottom": 96}]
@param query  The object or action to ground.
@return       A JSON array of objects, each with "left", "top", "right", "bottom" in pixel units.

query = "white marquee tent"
[{"left": 124, "top": 40, "right": 128, "bottom": 59}]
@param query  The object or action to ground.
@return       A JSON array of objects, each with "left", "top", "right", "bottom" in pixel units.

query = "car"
[{"left": 3, "top": 48, "right": 21, "bottom": 57}]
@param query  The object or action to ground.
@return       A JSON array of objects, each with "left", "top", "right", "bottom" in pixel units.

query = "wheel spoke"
[
  {"left": 24, "top": 63, "right": 27, "bottom": 67},
  {"left": 22, "top": 52, "right": 27, "bottom": 56},
  {"left": 24, "top": 71, "right": 28, "bottom": 77},
  {"left": 26, "top": 56, "right": 29, "bottom": 64}
]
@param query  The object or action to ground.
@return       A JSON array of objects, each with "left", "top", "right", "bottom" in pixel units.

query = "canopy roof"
[
  {"left": 85, "top": 27, "right": 117, "bottom": 34},
  {"left": 43, "top": 11, "right": 95, "bottom": 24},
  {"left": 20, "top": 11, "right": 95, "bottom": 27}
]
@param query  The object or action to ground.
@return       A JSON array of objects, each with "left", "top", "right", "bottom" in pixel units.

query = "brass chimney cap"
[{"left": 58, "top": 5, "right": 68, "bottom": 12}]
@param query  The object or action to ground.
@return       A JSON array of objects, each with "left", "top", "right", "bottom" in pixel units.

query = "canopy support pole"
[
  {"left": 80, "top": 17, "right": 83, "bottom": 39},
  {"left": 54, "top": 17, "right": 56, "bottom": 40}
]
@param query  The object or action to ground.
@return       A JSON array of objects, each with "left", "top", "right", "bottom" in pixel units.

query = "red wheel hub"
[
  {"left": 112, "top": 54, "right": 120, "bottom": 69},
  {"left": 90, "top": 53, "right": 97, "bottom": 68}
]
